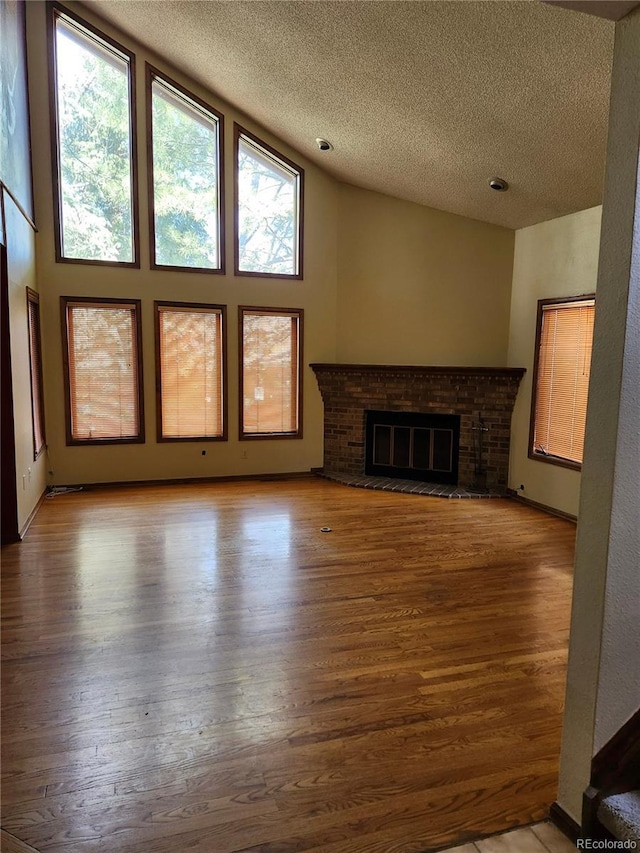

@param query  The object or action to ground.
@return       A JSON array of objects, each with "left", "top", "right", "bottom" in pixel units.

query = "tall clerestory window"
[
  {"left": 148, "top": 66, "right": 224, "bottom": 272},
  {"left": 50, "top": 5, "right": 138, "bottom": 265},
  {"left": 235, "top": 125, "right": 304, "bottom": 279}
]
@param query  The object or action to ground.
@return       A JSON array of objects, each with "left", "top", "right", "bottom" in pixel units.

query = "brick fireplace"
[{"left": 311, "top": 364, "right": 525, "bottom": 492}]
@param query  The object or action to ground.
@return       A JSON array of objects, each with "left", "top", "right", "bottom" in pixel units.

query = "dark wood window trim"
[
  {"left": 48, "top": 3, "right": 140, "bottom": 268},
  {"left": 238, "top": 305, "right": 304, "bottom": 440},
  {"left": 26, "top": 288, "right": 47, "bottom": 460},
  {"left": 528, "top": 293, "right": 596, "bottom": 471},
  {"left": 60, "top": 296, "right": 145, "bottom": 445},
  {"left": 154, "top": 301, "right": 228, "bottom": 442},
  {"left": 234, "top": 124, "right": 304, "bottom": 281},
  {"left": 146, "top": 65, "right": 225, "bottom": 275}
]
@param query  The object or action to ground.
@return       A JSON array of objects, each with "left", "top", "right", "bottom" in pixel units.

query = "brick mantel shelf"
[{"left": 310, "top": 363, "right": 526, "bottom": 492}]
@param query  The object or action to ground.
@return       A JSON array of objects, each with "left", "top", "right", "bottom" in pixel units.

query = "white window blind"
[
  {"left": 241, "top": 309, "right": 301, "bottom": 436},
  {"left": 157, "top": 304, "right": 224, "bottom": 439},
  {"left": 532, "top": 298, "right": 595, "bottom": 465},
  {"left": 65, "top": 301, "right": 141, "bottom": 441}
]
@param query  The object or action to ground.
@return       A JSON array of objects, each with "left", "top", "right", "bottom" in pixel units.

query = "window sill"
[
  {"left": 240, "top": 432, "right": 302, "bottom": 441},
  {"left": 528, "top": 450, "right": 582, "bottom": 472},
  {"left": 234, "top": 268, "right": 302, "bottom": 281},
  {"left": 67, "top": 436, "right": 145, "bottom": 446}
]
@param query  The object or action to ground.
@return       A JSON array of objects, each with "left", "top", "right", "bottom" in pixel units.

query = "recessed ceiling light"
[
  {"left": 316, "top": 138, "right": 333, "bottom": 152},
  {"left": 489, "top": 177, "right": 509, "bottom": 191}
]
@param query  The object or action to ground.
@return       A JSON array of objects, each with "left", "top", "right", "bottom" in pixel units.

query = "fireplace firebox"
[
  {"left": 365, "top": 410, "right": 460, "bottom": 484},
  {"left": 310, "top": 364, "right": 526, "bottom": 492}
]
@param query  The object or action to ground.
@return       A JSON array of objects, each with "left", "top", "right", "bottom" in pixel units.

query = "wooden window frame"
[
  {"left": 238, "top": 306, "right": 304, "bottom": 440},
  {"left": 26, "top": 288, "right": 46, "bottom": 460},
  {"left": 60, "top": 296, "right": 145, "bottom": 445},
  {"left": 234, "top": 124, "right": 304, "bottom": 281},
  {"left": 146, "top": 65, "right": 225, "bottom": 275},
  {"left": 528, "top": 294, "right": 595, "bottom": 471},
  {"left": 48, "top": 3, "right": 140, "bottom": 268},
  {"left": 154, "top": 301, "right": 228, "bottom": 442}
]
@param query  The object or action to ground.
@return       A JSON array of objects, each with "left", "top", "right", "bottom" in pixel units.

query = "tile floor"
[{"left": 443, "top": 822, "right": 576, "bottom": 853}]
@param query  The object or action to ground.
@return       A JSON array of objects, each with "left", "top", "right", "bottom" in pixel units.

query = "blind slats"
[
  {"left": 158, "top": 306, "right": 224, "bottom": 438},
  {"left": 533, "top": 300, "right": 595, "bottom": 464},
  {"left": 67, "top": 304, "right": 140, "bottom": 440},
  {"left": 242, "top": 311, "right": 300, "bottom": 435}
]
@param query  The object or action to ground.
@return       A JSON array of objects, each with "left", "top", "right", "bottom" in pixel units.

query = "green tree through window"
[
  {"left": 54, "top": 16, "right": 135, "bottom": 262},
  {"left": 236, "top": 128, "right": 303, "bottom": 278},
  {"left": 150, "top": 72, "right": 222, "bottom": 270}
]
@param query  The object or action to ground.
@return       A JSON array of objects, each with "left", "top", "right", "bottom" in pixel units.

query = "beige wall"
[
  {"left": 336, "top": 184, "right": 514, "bottom": 366},
  {"left": 507, "top": 206, "right": 602, "bottom": 517},
  {"left": 2, "top": 2, "right": 47, "bottom": 533},
  {"left": 27, "top": 1, "right": 338, "bottom": 486},
  {"left": 5, "top": 197, "right": 48, "bottom": 530}
]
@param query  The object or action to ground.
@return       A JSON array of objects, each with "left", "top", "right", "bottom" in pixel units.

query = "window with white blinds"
[
  {"left": 156, "top": 303, "right": 226, "bottom": 440},
  {"left": 240, "top": 307, "right": 303, "bottom": 438},
  {"left": 27, "top": 289, "right": 46, "bottom": 459},
  {"left": 530, "top": 296, "right": 595, "bottom": 467},
  {"left": 62, "top": 298, "right": 144, "bottom": 443}
]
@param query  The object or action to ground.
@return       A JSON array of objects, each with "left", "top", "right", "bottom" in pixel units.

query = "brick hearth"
[{"left": 311, "top": 364, "right": 525, "bottom": 492}]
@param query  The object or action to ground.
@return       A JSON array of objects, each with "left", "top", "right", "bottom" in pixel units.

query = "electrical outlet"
[
  {"left": 22, "top": 474, "right": 26, "bottom": 490},
  {"left": 241, "top": 450, "right": 248, "bottom": 459},
  {"left": 28, "top": 467, "right": 32, "bottom": 482}
]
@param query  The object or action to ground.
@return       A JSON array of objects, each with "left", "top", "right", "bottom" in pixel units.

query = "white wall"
[{"left": 508, "top": 206, "right": 602, "bottom": 517}]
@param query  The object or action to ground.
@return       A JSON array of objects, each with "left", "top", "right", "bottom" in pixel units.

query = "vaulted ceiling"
[{"left": 82, "top": 0, "right": 627, "bottom": 230}]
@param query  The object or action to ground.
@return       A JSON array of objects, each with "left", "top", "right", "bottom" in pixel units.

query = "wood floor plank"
[
  {"left": 1, "top": 479, "right": 575, "bottom": 853},
  {"left": 0, "top": 829, "right": 43, "bottom": 853}
]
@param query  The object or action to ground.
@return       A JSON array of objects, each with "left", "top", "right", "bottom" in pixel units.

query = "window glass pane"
[
  {"left": 54, "top": 17, "right": 134, "bottom": 262},
  {"left": 151, "top": 79, "right": 221, "bottom": 269},
  {"left": 242, "top": 311, "right": 300, "bottom": 435},
  {"left": 66, "top": 304, "right": 140, "bottom": 440},
  {"left": 158, "top": 306, "right": 224, "bottom": 438},
  {"left": 237, "top": 135, "right": 300, "bottom": 276},
  {"left": 27, "top": 293, "right": 46, "bottom": 458}
]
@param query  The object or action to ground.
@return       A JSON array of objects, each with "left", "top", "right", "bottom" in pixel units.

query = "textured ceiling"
[{"left": 81, "top": 0, "right": 618, "bottom": 230}]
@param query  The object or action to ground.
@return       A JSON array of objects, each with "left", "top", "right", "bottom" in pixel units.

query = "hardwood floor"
[{"left": 1, "top": 478, "right": 576, "bottom": 853}]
